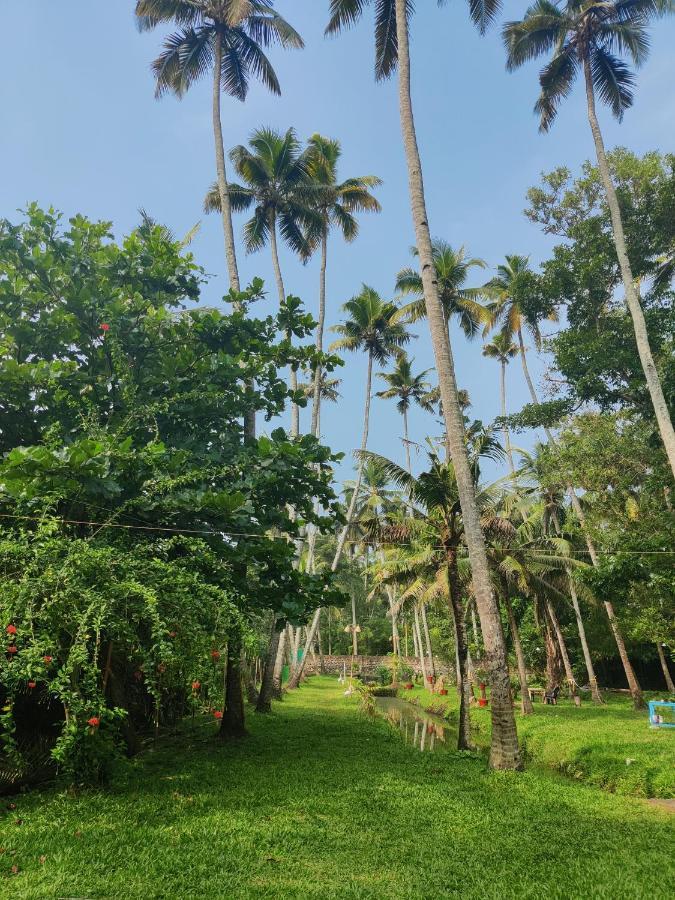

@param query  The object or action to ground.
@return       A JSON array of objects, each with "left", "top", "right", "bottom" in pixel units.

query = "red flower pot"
[
  {"left": 478, "top": 698, "right": 488, "bottom": 708},
  {"left": 439, "top": 689, "right": 448, "bottom": 696},
  {"left": 404, "top": 683, "right": 414, "bottom": 690}
]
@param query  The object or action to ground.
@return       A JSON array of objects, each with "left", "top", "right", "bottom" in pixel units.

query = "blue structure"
[{"left": 648, "top": 700, "right": 675, "bottom": 728}]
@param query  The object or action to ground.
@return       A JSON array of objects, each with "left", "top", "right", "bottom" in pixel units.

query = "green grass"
[
  {"left": 1, "top": 677, "right": 674, "bottom": 899},
  {"left": 406, "top": 685, "right": 675, "bottom": 798}
]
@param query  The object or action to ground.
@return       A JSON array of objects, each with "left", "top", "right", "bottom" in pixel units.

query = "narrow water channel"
[{"left": 374, "top": 697, "right": 456, "bottom": 752}]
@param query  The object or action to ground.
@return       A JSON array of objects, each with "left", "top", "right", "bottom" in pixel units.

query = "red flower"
[
  {"left": 191, "top": 681, "right": 201, "bottom": 691},
  {"left": 210, "top": 650, "right": 221, "bottom": 661},
  {"left": 27, "top": 681, "right": 36, "bottom": 690},
  {"left": 100, "top": 323, "right": 110, "bottom": 332},
  {"left": 7, "top": 645, "right": 17, "bottom": 655},
  {"left": 213, "top": 711, "right": 223, "bottom": 720},
  {"left": 87, "top": 717, "right": 100, "bottom": 728},
  {"left": 6, "top": 625, "right": 17, "bottom": 636},
  {"left": 43, "top": 655, "right": 53, "bottom": 664}
]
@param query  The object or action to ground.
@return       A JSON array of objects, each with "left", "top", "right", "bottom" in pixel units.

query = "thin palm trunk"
[
  {"left": 271, "top": 625, "right": 286, "bottom": 700},
  {"left": 568, "top": 575, "right": 603, "bottom": 703},
  {"left": 447, "top": 551, "right": 474, "bottom": 749},
  {"left": 500, "top": 359, "right": 515, "bottom": 473},
  {"left": 420, "top": 603, "right": 435, "bottom": 678},
  {"left": 351, "top": 594, "right": 358, "bottom": 657},
  {"left": 546, "top": 599, "right": 579, "bottom": 704},
  {"left": 504, "top": 592, "right": 534, "bottom": 715},
  {"left": 287, "top": 353, "right": 374, "bottom": 689},
  {"left": 604, "top": 598, "right": 644, "bottom": 708},
  {"left": 256, "top": 620, "right": 281, "bottom": 713},
  {"left": 269, "top": 213, "right": 299, "bottom": 438},
  {"left": 582, "top": 57, "right": 675, "bottom": 479},
  {"left": 402, "top": 406, "right": 412, "bottom": 473},
  {"left": 394, "top": 0, "right": 519, "bottom": 769},
  {"left": 656, "top": 643, "right": 675, "bottom": 693},
  {"left": 413, "top": 605, "right": 428, "bottom": 684},
  {"left": 311, "top": 228, "right": 328, "bottom": 438},
  {"left": 212, "top": 33, "right": 240, "bottom": 293}
]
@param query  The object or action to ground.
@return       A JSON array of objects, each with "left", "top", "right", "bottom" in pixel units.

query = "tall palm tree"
[
  {"left": 204, "top": 126, "right": 320, "bottom": 436},
  {"left": 326, "top": 0, "right": 521, "bottom": 771},
  {"left": 482, "top": 333, "right": 519, "bottom": 473},
  {"left": 286, "top": 287, "right": 409, "bottom": 689},
  {"left": 503, "top": 0, "right": 675, "bottom": 479},
  {"left": 395, "top": 241, "right": 489, "bottom": 340},
  {"left": 305, "top": 135, "right": 382, "bottom": 438},
  {"left": 376, "top": 353, "right": 435, "bottom": 472},
  {"left": 136, "top": 1, "right": 303, "bottom": 293}
]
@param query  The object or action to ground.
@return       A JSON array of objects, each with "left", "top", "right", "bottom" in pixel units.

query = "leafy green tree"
[
  {"left": 376, "top": 353, "right": 435, "bottom": 472},
  {"left": 135, "top": 0, "right": 303, "bottom": 293},
  {"left": 326, "top": 0, "right": 521, "bottom": 770},
  {"left": 503, "top": 0, "right": 675, "bottom": 477}
]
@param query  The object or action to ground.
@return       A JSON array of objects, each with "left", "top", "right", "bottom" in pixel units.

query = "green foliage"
[{"left": 374, "top": 664, "right": 391, "bottom": 686}]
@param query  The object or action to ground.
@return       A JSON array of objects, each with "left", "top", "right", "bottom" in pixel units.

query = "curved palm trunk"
[
  {"left": 311, "top": 228, "right": 328, "bottom": 439},
  {"left": 287, "top": 353, "right": 375, "bottom": 689},
  {"left": 447, "top": 551, "right": 474, "bottom": 749},
  {"left": 656, "top": 643, "right": 675, "bottom": 693},
  {"left": 413, "top": 605, "right": 428, "bottom": 684},
  {"left": 420, "top": 603, "right": 435, "bottom": 679},
  {"left": 546, "top": 599, "right": 579, "bottom": 705},
  {"left": 582, "top": 57, "right": 675, "bottom": 479},
  {"left": 269, "top": 213, "right": 300, "bottom": 438},
  {"left": 394, "top": 0, "right": 519, "bottom": 769},
  {"left": 500, "top": 359, "right": 516, "bottom": 473},
  {"left": 568, "top": 576, "right": 603, "bottom": 703},
  {"left": 519, "top": 329, "right": 643, "bottom": 702},
  {"left": 503, "top": 592, "right": 534, "bottom": 715}
]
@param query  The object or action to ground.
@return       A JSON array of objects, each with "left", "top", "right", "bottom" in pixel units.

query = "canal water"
[{"left": 374, "top": 696, "right": 455, "bottom": 752}]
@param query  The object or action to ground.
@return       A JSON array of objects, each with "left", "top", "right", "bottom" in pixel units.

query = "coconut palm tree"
[
  {"left": 326, "top": 0, "right": 521, "bottom": 771},
  {"left": 503, "top": 0, "right": 675, "bottom": 479},
  {"left": 204, "top": 126, "right": 320, "bottom": 436},
  {"left": 395, "top": 241, "right": 489, "bottom": 340},
  {"left": 305, "top": 135, "right": 382, "bottom": 438},
  {"left": 286, "top": 287, "right": 410, "bottom": 689},
  {"left": 136, "top": 1, "right": 303, "bottom": 293},
  {"left": 482, "top": 333, "right": 519, "bottom": 473},
  {"left": 376, "top": 353, "right": 436, "bottom": 473}
]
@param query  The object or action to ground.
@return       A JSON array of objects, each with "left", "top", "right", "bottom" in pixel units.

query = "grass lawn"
[
  {"left": 1, "top": 677, "right": 674, "bottom": 899},
  {"left": 406, "top": 685, "right": 675, "bottom": 798}
]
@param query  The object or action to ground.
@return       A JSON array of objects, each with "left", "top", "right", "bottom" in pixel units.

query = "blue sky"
[{"left": 1, "top": 2, "right": 673, "bottom": 484}]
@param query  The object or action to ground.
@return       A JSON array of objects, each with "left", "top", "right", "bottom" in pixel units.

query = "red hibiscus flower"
[
  {"left": 100, "top": 323, "right": 110, "bottom": 332},
  {"left": 6, "top": 625, "right": 17, "bottom": 635},
  {"left": 27, "top": 681, "right": 36, "bottom": 690},
  {"left": 213, "top": 711, "right": 223, "bottom": 720},
  {"left": 43, "top": 655, "right": 53, "bottom": 664},
  {"left": 87, "top": 717, "right": 100, "bottom": 728},
  {"left": 191, "top": 681, "right": 201, "bottom": 691}
]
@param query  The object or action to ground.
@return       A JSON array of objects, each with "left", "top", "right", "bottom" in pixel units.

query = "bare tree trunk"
[
  {"left": 500, "top": 359, "right": 515, "bottom": 473},
  {"left": 350, "top": 594, "right": 358, "bottom": 657},
  {"left": 546, "top": 599, "right": 579, "bottom": 705},
  {"left": 256, "top": 621, "right": 281, "bottom": 713},
  {"left": 420, "top": 603, "right": 435, "bottom": 679},
  {"left": 219, "top": 635, "right": 247, "bottom": 739},
  {"left": 447, "top": 553, "right": 474, "bottom": 749},
  {"left": 287, "top": 352, "right": 375, "bottom": 689},
  {"left": 583, "top": 56, "right": 675, "bottom": 478},
  {"left": 604, "top": 599, "right": 644, "bottom": 709},
  {"left": 271, "top": 625, "right": 286, "bottom": 700},
  {"left": 311, "top": 228, "right": 328, "bottom": 438},
  {"left": 386, "top": 586, "right": 401, "bottom": 657},
  {"left": 394, "top": 0, "right": 519, "bottom": 769},
  {"left": 269, "top": 213, "right": 300, "bottom": 438},
  {"left": 317, "top": 625, "right": 326, "bottom": 674},
  {"left": 568, "top": 576, "right": 603, "bottom": 703},
  {"left": 656, "top": 643, "right": 675, "bottom": 693},
  {"left": 504, "top": 593, "right": 534, "bottom": 715},
  {"left": 544, "top": 616, "right": 564, "bottom": 693},
  {"left": 413, "top": 606, "right": 428, "bottom": 684}
]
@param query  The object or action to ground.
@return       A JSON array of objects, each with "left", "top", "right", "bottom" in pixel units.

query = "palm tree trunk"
[
  {"left": 500, "top": 359, "right": 515, "bottom": 473},
  {"left": 546, "top": 599, "right": 579, "bottom": 705},
  {"left": 656, "top": 643, "right": 675, "bottom": 693},
  {"left": 351, "top": 593, "right": 358, "bottom": 657},
  {"left": 604, "top": 599, "right": 644, "bottom": 709},
  {"left": 271, "top": 625, "right": 286, "bottom": 700},
  {"left": 420, "top": 603, "right": 435, "bottom": 679},
  {"left": 503, "top": 593, "right": 534, "bottom": 715},
  {"left": 386, "top": 586, "right": 401, "bottom": 657},
  {"left": 582, "top": 56, "right": 675, "bottom": 479},
  {"left": 311, "top": 228, "right": 328, "bottom": 438},
  {"left": 212, "top": 32, "right": 240, "bottom": 293},
  {"left": 256, "top": 620, "right": 281, "bottom": 713},
  {"left": 447, "top": 552, "right": 474, "bottom": 749},
  {"left": 394, "top": 0, "right": 519, "bottom": 769},
  {"left": 269, "top": 213, "right": 300, "bottom": 438},
  {"left": 403, "top": 406, "right": 412, "bottom": 473},
  {"left": 568, "top": 575, "right": 603, "bottom": 703},
  {"left": 413, "top": 606, "right": 428, "bottom": 684},
  {"left": 287, "top": 352, "right": 375, "bottom": 689}
]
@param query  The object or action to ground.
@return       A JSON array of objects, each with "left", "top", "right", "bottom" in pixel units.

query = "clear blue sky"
[{"left": 1, "top": 2, "right": 673, "bottom": 483}]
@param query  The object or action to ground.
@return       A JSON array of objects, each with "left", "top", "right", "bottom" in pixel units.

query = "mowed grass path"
[{"left": 2, "top": 678, "right": 674, "bottom": 899}]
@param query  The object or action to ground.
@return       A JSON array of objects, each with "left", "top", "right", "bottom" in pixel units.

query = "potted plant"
[
  {"left": 399, "top": 662, "right": 414, "bottom": 690},
  {"left": 474, "top": 667, "right": 489, "bottom": 707}
]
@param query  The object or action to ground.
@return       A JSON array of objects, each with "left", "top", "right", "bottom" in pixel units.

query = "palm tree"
[
  {"left": 204, "top": 126, "right": 320, "bottom": 436},
  {"left": 136, "top": 1, "right": 303, "bottom": 293},
  {"left": 482, "top": 333, "right": 519, "bottom": 473},
  {"left": 326, "top": 0, "right": 521, "bottom": 771},
  {"left": 376, "top": 353, "right": 435, "bottom": 472},
  {"left": 286, "top": 287, "right": 409, "bottom": 689},
  {"left": 395, "top": 241, "right": 489, "bottom": 340},
  {"left": 503, "top": 0, "right": 675, "bottom": 479},
  {"left": 305, "top": 135, "right": 382, "bottom": 438}
]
